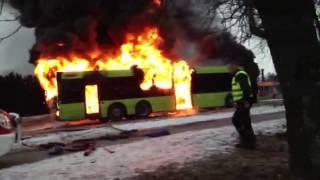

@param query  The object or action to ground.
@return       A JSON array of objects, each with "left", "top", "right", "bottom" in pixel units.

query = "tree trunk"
[{"left": 254, "top": 0, "right": 320, "bottom": 179}]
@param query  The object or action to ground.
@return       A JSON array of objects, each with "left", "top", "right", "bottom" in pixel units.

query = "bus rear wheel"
[
  {"left": 135, "top": 101, "right": 152, "bottom": 118},
  {"left": 108, "top": 103, "right": 126, "bottom": 121}
]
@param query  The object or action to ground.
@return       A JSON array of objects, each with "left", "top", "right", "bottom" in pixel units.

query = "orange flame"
[
  {"left": 34, "top": 27, "right": 193, "bottom": 110},
  {"left": 85, "top": 85, "right": 100, "bottom": 114},
  {"left": 173, "top": 61, "right": 193, "bottom": 110}
]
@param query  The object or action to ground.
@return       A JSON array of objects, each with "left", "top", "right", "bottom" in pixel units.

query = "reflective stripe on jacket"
[{"left": 232, "top": 70, "right": 253, "bottom": 102}]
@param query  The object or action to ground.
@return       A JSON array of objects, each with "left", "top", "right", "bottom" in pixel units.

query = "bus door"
[
  {"left": 84, "top": 72, "right": 104, "bottom": 119},
  {"left": 84, "top": 84, "right": 100, "bottom": 118}
]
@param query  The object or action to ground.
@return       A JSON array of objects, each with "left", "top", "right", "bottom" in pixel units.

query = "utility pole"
[{"left": 261, "top": 69, "right": 265, "bottom": 82}]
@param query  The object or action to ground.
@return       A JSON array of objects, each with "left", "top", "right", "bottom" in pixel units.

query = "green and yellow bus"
[
  {"left": 56, "top": 66, "right": 232, "bottom": 121},
  {"left": 192, "top": 66, "right": 233, "bottom": 109}
]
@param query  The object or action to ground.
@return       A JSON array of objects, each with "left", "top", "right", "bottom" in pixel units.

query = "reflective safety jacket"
[{"left": 232, "top": 70, "right": 253, "bottom": 103}]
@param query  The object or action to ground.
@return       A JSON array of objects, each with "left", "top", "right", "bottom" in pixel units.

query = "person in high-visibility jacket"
[{"left": 228, "top": 62, "right": 256, "bottom": 149}]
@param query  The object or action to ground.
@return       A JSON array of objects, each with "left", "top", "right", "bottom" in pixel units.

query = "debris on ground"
[
  {"left": 18, "top": 105, "right": 284, "bottom": 149},
  {"left": 103, "top": 147, "right": 115, "bottom": 154},
  {"left": 121, "top": 128, "right": 170, "bottom": 138},
  {"left": 0, "top": 119, "right": 286, "bottom": 180},
  {"left": 48, "top": 145, "right": 64, "bottom": 156},
  {"left": 84, "top": 142, "right": 96, "bottom": 156}
]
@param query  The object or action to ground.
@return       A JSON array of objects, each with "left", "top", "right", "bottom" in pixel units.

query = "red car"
[{"left": 0, "top": 109, "right": 20, "bottom": 157}]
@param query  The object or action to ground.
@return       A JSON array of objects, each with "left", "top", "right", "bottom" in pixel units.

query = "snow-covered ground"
[
  {"left": 116, "top": 105, "right": 285, "bottom": 130},
  {"left": 0, "top": 118, "right": 286, "bottom": 180},
  {"left": 20, "top": 105, "right": 285, "bottom": 147},
  {"left": 260, "top": 99, "right": 283, "bottom": 103}
]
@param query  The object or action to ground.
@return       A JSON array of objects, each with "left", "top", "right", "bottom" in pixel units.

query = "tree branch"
[
  {"left": 0, "top": 16, "right": 19, "bottom": 22},
  {"left": 312, "top": 0, "right": 320, "bottom": 40},
  {"left": 247, "top": 14, "right": 265, "bottom": 38},
  {"left": 0, "top": 0, "right": 4, "bottom": 15},
  {"left": 0, "top": 25, "right": 22, "bottom": 43},
  {"left": 244, "top": 0, "right": 266, "bottom": 38}
]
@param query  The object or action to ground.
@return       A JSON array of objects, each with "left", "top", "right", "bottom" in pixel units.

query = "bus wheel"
[
  {"left": 108, "top": 103, "right": 126, "bottom": 121},
  {"left": 225, "top": 94, "right": 234, "bottom": 108},
  {"left": 135, "top": 101, "right": 152, "bottom": 118}
]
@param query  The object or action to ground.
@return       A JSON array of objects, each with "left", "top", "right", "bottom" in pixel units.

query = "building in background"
[{"left": 258, "top": 81, "right": 281, "bottom": 99}]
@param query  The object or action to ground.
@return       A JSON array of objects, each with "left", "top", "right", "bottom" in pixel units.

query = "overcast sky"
[
  {"left": 244, "top": 38, "right": 275, "bottom": 74},
  {"left": 0, "top": 4, "right": 275, "bottom": 76},
  {"left": 0, "top": 5, "right": 34, "bottom": 75}
]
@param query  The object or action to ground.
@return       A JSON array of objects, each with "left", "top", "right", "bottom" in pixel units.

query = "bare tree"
[
  {"left": 211, "top": 0, "right": 320, "bottom": 179},
  {"left": 0, "top": 0, "right": 5, "bottom": 15},
  {"left": 0, "top": 0, "right": 21, "bottom": 43},
  {"left": 165, "top": 0, "right": 320, "bottom": 178},
  {"left": 0, "top": 25, "right": 21, "bottom": 43}
]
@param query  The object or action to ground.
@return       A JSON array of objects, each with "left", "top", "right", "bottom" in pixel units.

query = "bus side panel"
[
  {"left": 146, "top": 96, "right": 175, "bottom": 112},
  {"left": 194, "top": 66, "right": 229, "bottom": 74},
  {"left": 59, "top": 103, "right": 86, "bottom": 121},
  {"left": 100, "top": 99, "right": 137, "bottom": 117},
  {"left": 100, "top": 96, "right": 175, "bottom": 118},
  {"left": 192, "top": 92, "right": 229, "bottom": 109}
]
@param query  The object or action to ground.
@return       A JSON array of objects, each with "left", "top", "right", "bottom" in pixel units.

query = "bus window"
[
  {"left": 100, "top": 76, "right": 173, "bottom": 101},
  {"left": 192, "top": 73, "right": 232, "bottom": 93},
  {"left": 143, "top": 86, "right": 174, "bottom": 97},
  {"left": 85, "top": 84, "right": 100, "bottom": 115},
  {"left": 58, "top": 78, "right": 84, "bottom": 104},
  {"left": 101, "top": 76, "right": 142, "bottom": 100},
  {"left": 192, "top": 72, "right": 232, "bottom": 109}
]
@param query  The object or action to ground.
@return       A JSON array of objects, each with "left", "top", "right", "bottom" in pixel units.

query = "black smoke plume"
[
  {"left": 9, "top": 0, "right": 259, "bottom": 81},
  {"left": 9, "top": 0, "right": 162, "bottom": 63},
  {"left": 163, "top": 0, "right": 259, "bottom": 82}
]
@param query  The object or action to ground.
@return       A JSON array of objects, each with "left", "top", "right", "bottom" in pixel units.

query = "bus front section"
[{"left": 57, "top": 71, "right": 103, "bottom": 121}]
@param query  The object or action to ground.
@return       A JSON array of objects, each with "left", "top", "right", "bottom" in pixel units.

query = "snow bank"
[
  {"left": 20, "top": 105, "right": 285, "bottom": 147},
  {"left": 251, "top": 105, "right": 284, "bottom": 115},
  {"left": 22, "top": 126, "right": 122, "bottom": 146},
  {"left": 0, "top": 119, "right": 286, "bottom": 180},
  {"left": 260, "top": 99, "right": 283, "bottom": 103},
  {"left": 114, "top": 105, "right": 285, "bottom": 130}
]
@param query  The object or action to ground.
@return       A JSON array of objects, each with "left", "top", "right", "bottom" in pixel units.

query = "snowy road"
[
  {"left": 0, "top": 105, "right": 285, "bottom": 170},
  {"left": 0, "top": 118, "right": 286, "bottom": 180},
  {"left": 21, "top": 104, "right": 284, "bottom": 136},
  {"left": 18, "top": 105, "right": 284, "bottom": 147}
]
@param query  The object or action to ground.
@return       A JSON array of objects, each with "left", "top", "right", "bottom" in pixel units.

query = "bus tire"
[
  {"left": 108, "top": 103, "right": 126, "bottom": 121},
  {"left": 225, "top": 94, "right": 234, "bottom": 108},
  {"left": 135, "top": 101, "right": 152, "bottom": 118}
]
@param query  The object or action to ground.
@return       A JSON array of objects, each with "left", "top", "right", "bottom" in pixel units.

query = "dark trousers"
[{"left": 232, "top": 103, "right": 256, "bottom": 145}]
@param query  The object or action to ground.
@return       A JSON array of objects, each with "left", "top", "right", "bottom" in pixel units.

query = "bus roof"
[
  {"left": 59, "top": 65, "right": 230, "bottom": 80},
  {"left": 100, "top": 70, "right": 134, "bottom": 78},
  {"left": 193, "top": 66, "right": 229, "bottom": 74},
  {"left": 60, "top": 69, "right": 134, "bottom": 79}
]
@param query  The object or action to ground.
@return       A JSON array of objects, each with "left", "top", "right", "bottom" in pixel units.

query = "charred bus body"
[{"left": 56, "top": 66, "right": 232, "bottom": 121}]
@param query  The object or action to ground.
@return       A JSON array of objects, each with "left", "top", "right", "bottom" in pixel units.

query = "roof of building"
[{"left": 258, "top": 81, "right": 279, "bottom": 87}]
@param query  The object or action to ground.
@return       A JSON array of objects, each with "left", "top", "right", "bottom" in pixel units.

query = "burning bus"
[
  {"left": 33, "top": 27, "right": 233, "bottom": 121},
  {"left": 6, "top": 0, "right": 257, "bottom": 122},
  {"left": 56, "top": 67, "right": 176, "bottom": 121},
  {"left": 55, "top": 65, "right": 232, "bottom": 121}
]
